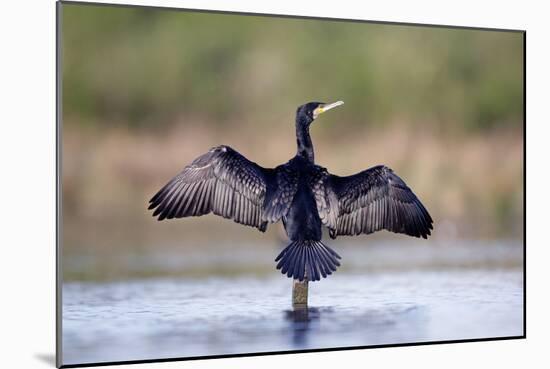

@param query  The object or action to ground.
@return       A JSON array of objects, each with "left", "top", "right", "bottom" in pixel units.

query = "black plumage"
[{"left": 149, "top": 101, "right": 433, "bottom": 281}]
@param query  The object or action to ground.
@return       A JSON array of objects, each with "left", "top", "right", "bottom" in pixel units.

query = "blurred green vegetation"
[{"left": 62, "top": 3, "right": 523, "bottom": 132}]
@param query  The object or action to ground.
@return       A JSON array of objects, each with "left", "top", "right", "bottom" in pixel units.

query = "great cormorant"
[{"left": 148, "top": 101, "right": 433, "bottom": 281}]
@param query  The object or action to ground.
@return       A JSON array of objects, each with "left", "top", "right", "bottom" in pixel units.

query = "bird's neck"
[{"left": 296, "top": 122, "right": 315, "bottom": 163}]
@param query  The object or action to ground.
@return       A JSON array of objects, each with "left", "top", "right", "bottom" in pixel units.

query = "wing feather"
[
  {"left": 317, "top": 165, "right": 433, "bottom": 239},
  {"left": 148, "top": 145, "right": 277, "bottom": 231}
]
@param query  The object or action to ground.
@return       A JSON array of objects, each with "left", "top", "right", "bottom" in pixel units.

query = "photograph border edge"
[{"left": 54, "top": 1, "right": 527, "bottom": 367}]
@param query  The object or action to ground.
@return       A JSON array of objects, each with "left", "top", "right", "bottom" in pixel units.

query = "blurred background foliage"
[
  {"left": 62, "top": 4, "right": 523, "bottom": 132},
  {"left": 61, "top": 3, "right": 524, "bottom": 280}
]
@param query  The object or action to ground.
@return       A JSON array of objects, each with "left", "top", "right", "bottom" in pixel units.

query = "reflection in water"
[
  {"left": 284, "top": 304, "right": 429, "bottom": 350},
  {"left": 62, "top": 270, "right": 523, "bottom": 366},
  {"left": 285, "top": 307, "right": 321, "bottom": 347}
]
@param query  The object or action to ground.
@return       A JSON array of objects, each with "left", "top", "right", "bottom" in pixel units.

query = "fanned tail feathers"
[{"left": 275, "top": 240, "right": 341, "bottom": 281}]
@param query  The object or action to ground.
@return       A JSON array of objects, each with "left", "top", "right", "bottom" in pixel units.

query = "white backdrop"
[{"left": 0, "top": 0, "right": 547, "bottom": 368}]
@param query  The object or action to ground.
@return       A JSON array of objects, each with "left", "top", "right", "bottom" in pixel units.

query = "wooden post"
[{"left": 292, "top": 277, "right": 308, "bottom": 308}]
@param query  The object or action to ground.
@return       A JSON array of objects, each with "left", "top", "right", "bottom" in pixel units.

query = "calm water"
[{"left": 62, "top": 267, "right": 523, "bottom": 365}]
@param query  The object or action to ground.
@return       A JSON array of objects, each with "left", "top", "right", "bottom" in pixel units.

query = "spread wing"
[
  {"left": 317, "top": 165, "right": 433, "bottom": 239},
  {"left": 148, "top": 145, "right": 279, "bottom": 231}
]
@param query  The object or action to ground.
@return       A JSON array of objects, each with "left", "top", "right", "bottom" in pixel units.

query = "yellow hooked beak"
[{"left": 313, "top": 100, "right": 344, "bottom": 119}]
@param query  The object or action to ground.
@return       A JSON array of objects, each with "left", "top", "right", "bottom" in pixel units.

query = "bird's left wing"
[
  {"left": 148, "top": 145, "right": 275, "bottom": 231},
  {"left": 317, "top": 165, "right": 433, "bottom": 239}
]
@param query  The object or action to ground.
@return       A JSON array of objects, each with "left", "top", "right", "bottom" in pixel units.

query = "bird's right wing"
[{"left": 148, "top": 145, "right": 279, "bottom": 231}]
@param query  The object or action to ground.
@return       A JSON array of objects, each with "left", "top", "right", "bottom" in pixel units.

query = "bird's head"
[{"left": 296, "top": 101, "right": 344, "bottom": 126}]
